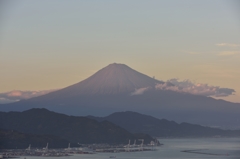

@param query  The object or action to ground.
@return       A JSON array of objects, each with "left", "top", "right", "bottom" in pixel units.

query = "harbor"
[{"left": 0, "top": 140, "right": 160, "bottom": 158}]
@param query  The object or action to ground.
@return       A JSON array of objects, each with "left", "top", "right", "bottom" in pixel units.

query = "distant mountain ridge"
[
  {"left": 88, "top": 111, "right": 240, "bottom": 137},
  {"left": 0, "top": 63, "right": 240, "bottom": 129},
  {"left": 0, "top": 108, "right": 153, "bottom": 144}
]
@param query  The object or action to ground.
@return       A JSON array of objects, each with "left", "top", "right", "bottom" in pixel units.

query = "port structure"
[
  {"left": 124, "top": 140, "right": 131, "bottom": 152},
  {"left": 138, "top": 139, "right": 144, "bottom": 151},
  {"left": 26, "top": 144, "right": 31, "bottom": 151},
  {"left": 43, "top": 143, "right": 48, "bottom": 152},
  {"left": 132, "top": 140, "right": 136, "bottom": 147}
]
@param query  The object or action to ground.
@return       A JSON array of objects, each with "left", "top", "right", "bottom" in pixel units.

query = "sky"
[{"left": 0, "top": 0, "right": 240, "bottom": 103}]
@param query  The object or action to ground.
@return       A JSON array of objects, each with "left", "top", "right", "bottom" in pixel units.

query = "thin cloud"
[
  {"left": 155, "top": 82, "right": 179, "bottom": 92},
  {"left": 0, "top": 89, "right": 58, "bottom": 104},
  {"left": 131, "top": 87, "right": 150, "bottom": 96},
  {"left": 130, "top": 79, "right": 235, "bottom": 97},
  {"left": 155, "top": 79, "right": 235, "bottom": 97},
  {"left": 0, "top": 97, "right": 19, "bottom": 104},
  {"left": 217, "top": 51, "right": 240, "bottom": 56},
  {"left": 182, "top": 51, "right": 200, "bottom": 55},
  {"left": 216, "top": 43, "right": 240, "bottom": 47}
]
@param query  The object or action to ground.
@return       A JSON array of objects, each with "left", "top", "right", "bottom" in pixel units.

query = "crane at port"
[
  {"left": 43, "top": 143, "right": 48, "bottom": 151},
  {"left": 26, "top": 144, "right": 31, "bottom": 151},
  {"left": 64, "top": 143, "right": 71, "bottom": 151},
  {"left": 124, "top": 140, "right": 131, "bottom": 152},
  {"left": 138, "top": 139, "right": 144, "bottom": 151},
  {"left": 131, "top": 140, "right": 136, "bottom": 147},
  {"left": 124, "top": 140, "right": 130, "bottom": 148}
]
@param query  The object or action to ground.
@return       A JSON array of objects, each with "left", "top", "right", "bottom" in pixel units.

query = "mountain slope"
[
  {"left": 88, "top": 111, "right": 240, "bottom": 137},
  {"left": 0, "top": 63, "right": 240, "bottom": 129},
  {"left": 33, "top": 63, "right": 163, "bottom": 98},
  {"left": 0, "top": 109, "right": 153, "bottom": 144}
]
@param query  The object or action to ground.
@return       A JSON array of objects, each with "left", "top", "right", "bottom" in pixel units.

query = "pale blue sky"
[{"left": 1, "top": 0, "right": 240, "bottom": 102}]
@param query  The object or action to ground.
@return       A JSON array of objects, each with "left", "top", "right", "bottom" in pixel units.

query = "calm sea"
[{"left": 19, "top": 138, "right": 240, "bottom": 159}]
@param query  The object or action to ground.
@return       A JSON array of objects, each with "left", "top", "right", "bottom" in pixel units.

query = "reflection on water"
[{"left": 19, "top": 138, "right": 240, "bottom": 159}]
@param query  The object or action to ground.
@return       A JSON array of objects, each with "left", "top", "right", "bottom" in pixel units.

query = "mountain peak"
[
  {"left": 105, "top": 63, "right": 131, "bottom": 70},
  {"left": 107, "top": 63, "right": 128, "bottom": 67},
  {"left": 55, "top": 63, "right": 163, "bottom": 95}
]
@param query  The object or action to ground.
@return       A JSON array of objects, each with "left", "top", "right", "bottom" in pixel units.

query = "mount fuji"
[{"left": 1, "top": 63, "right": 240, "bottom": 129}]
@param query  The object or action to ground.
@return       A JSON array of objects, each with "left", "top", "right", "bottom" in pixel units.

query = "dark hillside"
[
  {"left": 88, "top": 111, "right": 240, "bottom": 137},
  {"left": 0, "top": 129, "right": 73, "bottom": 149},
  {"left": 0, "top": 109, "right": 153, "bottom": 144}
]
